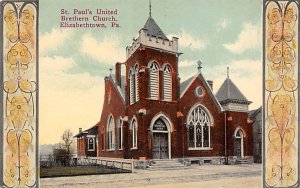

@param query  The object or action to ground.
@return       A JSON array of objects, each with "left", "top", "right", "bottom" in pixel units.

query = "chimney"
[
  {"left": 79, "top": 128, "right": 82, "bottom": 133},
  {"left": 115, "top": 62, "right": 121, "bottom": 86},
  {"left": 207, "top": 80, "right": 213, "bottom": 91}
]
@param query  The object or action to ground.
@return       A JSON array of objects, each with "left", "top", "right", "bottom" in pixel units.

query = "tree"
[{"left": 60, "top": 129, "right": 74, "bottom": 161}]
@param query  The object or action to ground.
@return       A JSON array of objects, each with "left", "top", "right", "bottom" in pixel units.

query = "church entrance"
[
  {"left": 152, "top": 133, "right": 168, "bottom": 159},
  {"left": 151, "top": 116, "right": 171, "bottom": 159},
  {"left": 234, "top": 129, "right": 244, "bottom": 159}
]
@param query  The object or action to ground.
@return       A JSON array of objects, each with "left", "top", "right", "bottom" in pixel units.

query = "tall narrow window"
[
  {"left": 129, "top": 69, "right": 135, "bottom": 104},
  {"left": 134, "top": 64, "right": 139, "bottom": 102},
  {"left": 101, "top": 133, "right": 104, "bottom": 150},
  {"left": 107, "top": 116, "right": 115, "bottom": 150},
  {"left": 118, "top": 118, "right": 123, "bottom": 150},
  {"left": 148, "top": 62, "right": 159, "bottom": 100},
  {"left": 187, "top": 105, "right": 211, "bottom": 149},
  {"left": 131, "top": 119, "right": 138, "bottom": 149},
  {"left": 163, "top": 64, "right": 172, "bottom": 101}
]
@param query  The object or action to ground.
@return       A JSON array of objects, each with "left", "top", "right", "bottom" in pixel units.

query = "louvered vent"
[
  {"left": 129, "top": 70, "right": 135, "bottom": 104},
  {"left": 149, "top": 62, "right": 159, "bottom": 100},
  {"left": 163, "top": 65, "right": 172, "bottom": 101},
  {"left": 135, "top": 65, "right": 139, "bottom": 102}
]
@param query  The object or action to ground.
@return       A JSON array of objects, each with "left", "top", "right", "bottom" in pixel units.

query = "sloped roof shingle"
[
  {"left": 143, "top": 16, "right": 169, "bottom": 40},
  {"left": 216, "top": 78, "right": 251, "bottom": 104}
]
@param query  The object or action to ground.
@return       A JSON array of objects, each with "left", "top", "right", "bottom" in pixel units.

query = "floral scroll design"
[
  {"left": 3, "top": 2, "right": 37, "bottom": 187},
  {"left": 265, "top": 1, "right": 298, "bottom": 187}
]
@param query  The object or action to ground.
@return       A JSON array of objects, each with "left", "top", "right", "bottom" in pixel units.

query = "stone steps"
[
  {"left": 147, "top": 159, "right": 186, "bottom": 171},
  {"left": 236, "top": 158, "right": 252, "bottom": 164}
]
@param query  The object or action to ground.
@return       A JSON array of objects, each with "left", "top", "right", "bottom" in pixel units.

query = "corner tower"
[{"left": 124, "top": 13, "right": 181, "bottom": 105}]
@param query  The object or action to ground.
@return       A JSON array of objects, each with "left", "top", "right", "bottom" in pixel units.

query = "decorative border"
[
  {"left": 264, "top": 0, "right": 299, "bottom": 187},
  {"left": 1, "top": 0, "right": 38, "bottom": 187}
]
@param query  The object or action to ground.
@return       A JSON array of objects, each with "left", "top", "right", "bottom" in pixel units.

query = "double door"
[{"left": 152, "top": 133, "right": 168, "bottom": 159}]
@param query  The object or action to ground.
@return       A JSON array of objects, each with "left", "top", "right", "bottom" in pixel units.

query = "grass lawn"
[{"left": 40, "top": 165, "right": 131, "bottom": 178}]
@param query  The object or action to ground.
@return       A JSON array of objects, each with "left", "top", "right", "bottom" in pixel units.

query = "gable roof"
[
  {"left": 143, "top": 16, "right": 169, "bottom": 40},
  {"left": 180, "top": 76, "right": 194, "bottom": 95},
  {"left": 216, "top": 78, "right": 252, "bottom": 104},
  {"left": 249, "top": 106, "right": 262, "bottom": 120},
  {"left": 180, "top": 72, "right": 223, "bottom": 112},
  {"left": 107, "top": 74, "right": 126, "bottom": 104},
  {"left": 74, "top": 125, "right": 98, "bottom": 138}
]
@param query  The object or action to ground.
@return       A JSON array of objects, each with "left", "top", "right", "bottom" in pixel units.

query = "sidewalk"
[{"left": 41, "top": 164, "right": 262, "bottom": 188}]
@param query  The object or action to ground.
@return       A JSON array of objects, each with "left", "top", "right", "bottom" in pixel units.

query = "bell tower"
[{"left": 124, "top": 5, "right": 181, "bottom": 106}]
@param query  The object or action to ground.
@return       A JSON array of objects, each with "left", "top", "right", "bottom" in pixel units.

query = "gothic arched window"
[
  {"left": 162, "top": 64, "right": 172, "bottom": 101},
  {"left": 148, "top": 61, "right": 159, "bottom": 100},
  {"left": 187, "top": 105, "right": 212, "bottom": 149},
  {"left": 134, "top": 64, "right": 139, "bottom": 102},
  {"left": 118, "top": 118, "right": 123, "bottom": 150},
  {"left": 131, "top": 118, "right": 138, "bottom": 149},
  {"left": 129, "top": 64, "right": 139, "bottom": 104},
  {"left": 129, "top": 69, "right": 135, "bottom": 104},
  {"left": 107, "top": 115, "right": 115, "bottom": 150}
]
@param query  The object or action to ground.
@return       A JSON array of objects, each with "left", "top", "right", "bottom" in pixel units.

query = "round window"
[{"left": 195, "top": 86, "right": 204, "bottom": 97}]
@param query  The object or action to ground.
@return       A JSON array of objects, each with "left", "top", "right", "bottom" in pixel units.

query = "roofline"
[
  {"left": 199, "top": 73, "right": 224, "bottom": 113},
  {"left": 74, "top": 131, "right": 88, "bottom": 138},
  {"left": 126, "top": 44, "right": 183, "bottom": 60},
  {"left": 180, "top": 73, "right": 198, "bottom": 98},
  {"left": 180, "top": 72, "right": 223, "bottom": 113},
  {"left": 219, "top": 98, "right": 252, "bottom": 105},
  {"left": 105, "top": 76, "right": 126, "bottom": 106},
  {"left": 250, "top": 106, "right": 262, "bottom": 119},
  {"left": 74, "top": 124, "right": 98, "bottom": 138}
]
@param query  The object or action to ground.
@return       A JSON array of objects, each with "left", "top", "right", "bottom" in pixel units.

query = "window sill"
[
  {"left": 188, "top": 147, "right": 213, "bottom": 151},
  {"left": 130, "top": 147, "right": 138, "bottom": 150},
  {"left": 88, "top": 149, "right": 95, "bottom": 151},
  {"left": 107, "top": 149, "right": 115, "bottom": 152},
  {"left": 119, "top": 148, "right": 123, "bottom": 151}
]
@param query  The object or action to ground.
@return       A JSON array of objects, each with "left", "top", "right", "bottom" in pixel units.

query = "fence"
[{"left": 74, "top": 157, "right": 134, "bottom": 172}]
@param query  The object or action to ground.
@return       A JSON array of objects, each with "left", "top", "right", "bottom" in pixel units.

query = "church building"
[{"left": 75, "top": 12, "right": 254, "bottom": 164}]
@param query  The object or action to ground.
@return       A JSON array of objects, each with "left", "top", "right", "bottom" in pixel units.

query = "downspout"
[{"left": 224, "top": 112, "right": 228, "bottom": 165}]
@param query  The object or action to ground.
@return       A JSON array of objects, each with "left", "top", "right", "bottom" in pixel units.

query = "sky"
[{"left": 39, "top": 0, "right": 263, "bottom": 144}]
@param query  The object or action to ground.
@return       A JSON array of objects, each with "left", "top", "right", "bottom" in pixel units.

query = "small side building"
[{"left": 74, "top": 126, "right": 98, "bottom": 157}]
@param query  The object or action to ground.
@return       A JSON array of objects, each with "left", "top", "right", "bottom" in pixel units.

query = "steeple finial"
[
  {"left": 227, "top": 67, "right": 229, "bottom": 79},
  {"left": 197, "top": 60, "right": 202, "bottom": 72},
  {"left": 149, "top": 0, "right": 152, "bottom": 17}
]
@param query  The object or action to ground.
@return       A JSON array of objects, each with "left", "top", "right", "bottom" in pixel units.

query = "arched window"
[
  {"left": 88, "top": 137, "right": 95, "bottom": 151},
  {"left": 162, "top": 64, "right": 172, "bottom": 101},
  {"left": 129, "top": 69, "right": 135, "bottom": 105},
  {"left": 148, "top": 61, "right": 159, "bottom": 100},
  {"left": 118, "top": 118, "right": 123, "bottom": 150},
  {"left": 129, "top": 64, "right": 139, "bottom": 104},
  {"left": 187, "top": 105, "right": 212, "bottom": 149},
  {"left": 107, "top": 116, "right": 115, "bottom": 150},
  {"left": 131, "top": 118, "right": 138, "bottom": 149},
  {"left": 134, "top": 64, "right": 139, "bottom": 102}
]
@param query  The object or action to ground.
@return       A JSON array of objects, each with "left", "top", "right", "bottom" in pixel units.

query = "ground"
[
  {"left": 40, "top": 164, "right": 262, "bottom": 188},
  {"left": 40, "top": 165, "right": 130, "bottom": 178}
]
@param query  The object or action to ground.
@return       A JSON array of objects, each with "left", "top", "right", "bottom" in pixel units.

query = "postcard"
[{"left": 0, "top": 0, "right": 299, "bottom": 187}]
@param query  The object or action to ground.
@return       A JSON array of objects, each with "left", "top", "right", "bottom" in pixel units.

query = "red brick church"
[{"left": 75, "top": 13, "right": 254, "bottom": 164}]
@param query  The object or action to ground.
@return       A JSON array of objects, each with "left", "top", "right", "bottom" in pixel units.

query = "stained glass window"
[
  {"left": 187, "top": 105, "right": 211, "bottom": 149},
  {"left": 131, "top": 119, "right": 138, "bottom": 148},
  {"left": 118, "top": 118, "right": 123, "bottom": 150},
  {"left": 107, "top": 116, "right": 115, "bottom": 150}
]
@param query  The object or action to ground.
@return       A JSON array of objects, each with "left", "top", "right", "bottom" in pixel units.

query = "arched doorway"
[
  {"left": 234, "top": 129, "right": 244, "bottom": 159},
  {"left": 150, "top": 115, "right": 172, "bottom": 159}
]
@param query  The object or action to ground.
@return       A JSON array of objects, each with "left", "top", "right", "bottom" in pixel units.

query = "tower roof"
[
  {"left": 216, "top": 78, "right": 251, "bottom": 104},
  {"left": 143, "top": 16, "right": 169, "bottom": 41}
]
